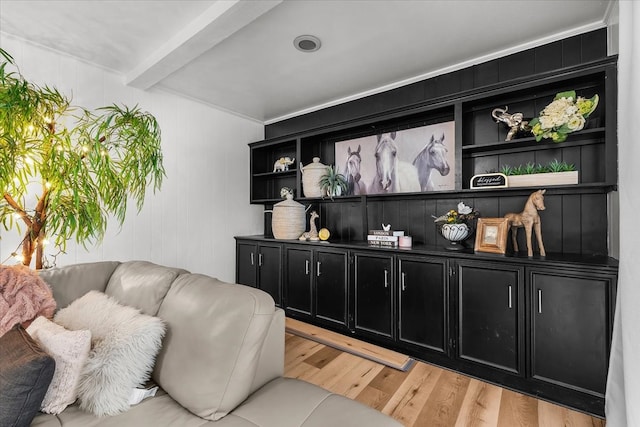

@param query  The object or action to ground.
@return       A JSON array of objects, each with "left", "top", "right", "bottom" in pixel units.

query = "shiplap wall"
[{"left": 0, "top": 34, "right": 264, "bottom": 282}]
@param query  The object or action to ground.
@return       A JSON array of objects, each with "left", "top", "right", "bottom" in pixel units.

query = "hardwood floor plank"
[
  {"left": 284, "top": 333, "right": 324, "bottom": 371},
  {"left": 382, "top": 362, "right": 443, "bottom": 426},
  {"left": 497, "top": 389, "right": 539, "bottom": 427},
  {"left": 414, "top": 370, "right": 471, "bottom": 427},
  {"left": 454, "top": 378, "right": 503, "bottom": 427},
  {"left": 285, "top": 361, "right": 320, "bottom": 380},
  {"left": 303, "top": 345, "right": 342, "bottom": 369},
  {"left": 328, "top": 357, "right": 384, "bottom": 399}
]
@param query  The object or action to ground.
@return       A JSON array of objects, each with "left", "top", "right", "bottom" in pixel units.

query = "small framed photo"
[{"left": 474, "top": 218, "right": 510, "bottom": 254}]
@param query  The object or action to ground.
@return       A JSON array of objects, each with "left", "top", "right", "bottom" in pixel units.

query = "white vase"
[{"left": 440, "top": 223, "right": 470, "bottom": 242}]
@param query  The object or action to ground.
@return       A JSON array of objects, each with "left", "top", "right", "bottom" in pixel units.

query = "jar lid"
[
  {"left": 302, "top": 157, "right": 327, "bottom": 170},
  {"left": 274, "top": 198, "right": 304, "bottom": 208}
]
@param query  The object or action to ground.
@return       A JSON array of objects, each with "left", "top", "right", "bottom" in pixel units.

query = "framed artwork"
[
  {"left": 474, "top": 217, "right": 510, "bottom": 254},
  {"left": 334, "top": 121, "right": 455, "bottom": 195}
]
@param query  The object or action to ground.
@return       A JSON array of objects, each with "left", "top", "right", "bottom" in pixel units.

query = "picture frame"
[
  {"left": 334, "top": 121, "right": 455, "bottom": 196},
  {"left": 474, "top": 217, "right": 510, "bottom": 254}
]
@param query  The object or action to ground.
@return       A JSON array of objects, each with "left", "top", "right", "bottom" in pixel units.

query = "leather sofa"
[{"left": 32, "top": 261, "right": 401, "bottom": 426}]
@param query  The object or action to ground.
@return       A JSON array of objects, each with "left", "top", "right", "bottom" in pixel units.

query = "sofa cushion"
[
  {"left": 154, "top": 274, "right": 275, "bottom": 421},
  {"left": 26, "top": 316, "right": 91, "bottom": 414},
  {"left": 0, "top": 325, "right": 56, "bottom": 427},
  {"left": 105, "top": 261, "right": 187, "bottom": 316},
  {"left": 55, "top": 291, "right": 166, "bottom": 416},
  {"left": 228, "top": 377, "right": 402, "bottom": 427},
  {"left": 38, "top": 261, "right": 120, "bottom": 310}
]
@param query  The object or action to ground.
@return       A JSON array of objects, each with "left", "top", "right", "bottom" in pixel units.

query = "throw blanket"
[{"left": 0, "top": 264, "right": 56, "bottom": 337}]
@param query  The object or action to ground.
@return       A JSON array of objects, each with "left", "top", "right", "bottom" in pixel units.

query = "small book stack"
[{"left": 367, "top": 229, "right": 404, "bottom": 248}]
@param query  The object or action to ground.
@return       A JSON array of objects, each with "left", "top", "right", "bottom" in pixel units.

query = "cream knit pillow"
[{"left": 26, "top": 316, "right": 91, "bottom": 414}]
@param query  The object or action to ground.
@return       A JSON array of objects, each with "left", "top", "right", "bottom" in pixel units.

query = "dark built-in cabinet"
[
  {"left": 457, "top": 261, "right": 524, "bottom": 375},
  {"left": 238, "top": 29, "right": 618, "bottom": 418},
  {"left": 284, "top": 246, "right": 349, "bottom": 329},
  {"left": 235, "top": 241, "right": 282, "bottom": 306},
  {"left": 235, "top": 237, "right": 617, "bottom": 417}
]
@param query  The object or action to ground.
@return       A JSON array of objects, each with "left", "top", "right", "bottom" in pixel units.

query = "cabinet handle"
[
  {"left": 401, "top": 272, "right": 406, "bottom": 291},
  {"left": 250, "top": 253, "right": 254, "bottom": 266},
  {"left": 259, "top": 253, "right": 263, "bottom": 267},
  {"left": 317, "top": 261, "right": 321, "bottom": 276},
  {"left": 384, "top": 269, "right": 389, "bottom": 288},
  {"left": 305, "top": 259, "right": 310, "bottom": 275},
  {"left": 508, "top": 285, "right": 512, "bottom": 309},
  {"left": 538, "top": 289, "right": 542, "bottom": 313}
]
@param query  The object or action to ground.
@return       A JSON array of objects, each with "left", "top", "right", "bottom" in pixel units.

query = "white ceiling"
[{"left": 0, "top": 0, "right": 614, "bottom": 124}]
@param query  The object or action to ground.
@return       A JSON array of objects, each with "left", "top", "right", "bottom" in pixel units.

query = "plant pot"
[{"left": 507, "top": 171, "right": 578, "bottom": 188}]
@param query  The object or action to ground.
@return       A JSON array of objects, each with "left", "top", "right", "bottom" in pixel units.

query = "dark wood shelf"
[
  {"left": 462, "top": 128, "right": 605, "bottom": 157},
  {"left": 253, "top": 169, "right": 297, "bottom": 178}
]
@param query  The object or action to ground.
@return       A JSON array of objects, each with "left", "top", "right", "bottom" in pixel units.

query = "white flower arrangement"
[{"left": 529, "top": 90, "right": 599, "bottom": 143}]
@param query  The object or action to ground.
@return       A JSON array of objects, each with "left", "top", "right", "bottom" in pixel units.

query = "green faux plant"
[
  {"left": 0, "top": 48, "right": 165, "bottom": 269},
  {"left": 319, "top": 165, "right": 348, "bottom": 200},
  {"left": 500, "top": 159, "right": 576, "bottom": 176}
]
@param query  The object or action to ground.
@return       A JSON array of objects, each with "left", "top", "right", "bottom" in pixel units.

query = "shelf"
[
  {"left": 253, "top": 169, "right": 297, "bottom": 178},
  {"left": 462, "top": 128, "right": 605, "bottom": 157}
]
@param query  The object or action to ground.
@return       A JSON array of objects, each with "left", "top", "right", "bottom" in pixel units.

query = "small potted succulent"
[{"left": 319, "top": 165, "right": 348, "bottom": 200}]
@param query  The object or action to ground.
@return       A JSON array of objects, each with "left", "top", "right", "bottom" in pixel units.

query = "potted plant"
[
  {"left": 500, "top": 159, "right": 578, "bottom": 187},
  {"left": 319, "top": 165, "right": 348, "bottom": 200}
]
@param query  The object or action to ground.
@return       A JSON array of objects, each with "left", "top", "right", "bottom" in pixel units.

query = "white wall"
[{"left": 0, "top": 34, "right": 264, "bottom": 282}]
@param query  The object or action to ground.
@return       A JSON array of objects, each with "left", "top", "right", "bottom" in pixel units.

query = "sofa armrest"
[{"left": 250, "top": 308, "right": 285, "bottom": 394}]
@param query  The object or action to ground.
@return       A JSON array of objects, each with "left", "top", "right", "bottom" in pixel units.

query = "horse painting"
[
  {"left": 370, "top": 132, "right": 421, "bottom": 194},
  {"left": 412, "top": 134, "right": 450, "bottom": 191},
  {"left": 343, "top": 145, "right": 367, "bottom": 195}
]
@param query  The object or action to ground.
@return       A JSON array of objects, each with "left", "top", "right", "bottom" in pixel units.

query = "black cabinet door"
[
  {"left": 398, "top": 256, "right": 448, "bottom": 354},
  {"left": 530, "top": 269, "right": 614, "bottom": 397},
  {"left": 354, "top": 253, "right": 394, "bottom": 339},
  {"left": 236, "top": 242, "right": 257, "bottom": 287},
  {"left": 284, "top": 247, "right": 313, "bottom": 316},
  {"left": 315, "top": 250, "right": 348, "bottom": 327},
  {"left": 458, "top": 261, "right": 523, "bottom": 374},
  {"left": 258, "top": 244, "right": 282, "bottom": 306}
]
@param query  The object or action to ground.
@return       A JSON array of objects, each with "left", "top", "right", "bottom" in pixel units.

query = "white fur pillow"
[
  {"left": 26, "top": 316, "right": 91, "bottom": 414},
  {"left": 54, "top": 291, "right": 165, "bottom": 416}
]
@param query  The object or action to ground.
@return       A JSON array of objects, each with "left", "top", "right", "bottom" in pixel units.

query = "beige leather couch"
[{"left": 32, "top": 261, "right": 401, "bottom": 427}]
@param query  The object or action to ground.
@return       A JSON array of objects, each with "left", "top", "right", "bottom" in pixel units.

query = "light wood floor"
[{"left": 284, "top": 333, "right": 605, "bottom": 427}]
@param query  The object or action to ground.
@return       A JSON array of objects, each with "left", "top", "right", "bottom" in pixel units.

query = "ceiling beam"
[{"left": 125, "top": 0, "right": 282, "bottom": 89}]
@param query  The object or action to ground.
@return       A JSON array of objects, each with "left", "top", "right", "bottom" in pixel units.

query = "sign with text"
[{"left": 470, "top": 173, "right": 508, "bottom": 189}]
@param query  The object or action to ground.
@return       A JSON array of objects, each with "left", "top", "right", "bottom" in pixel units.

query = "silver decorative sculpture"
[{"left": 492, "top": 107, "right": 531, "bottom": 141}]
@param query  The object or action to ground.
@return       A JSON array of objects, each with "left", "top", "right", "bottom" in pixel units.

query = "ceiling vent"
[{"left": 294, "top": 35, "right": 321, "bottom": 52}]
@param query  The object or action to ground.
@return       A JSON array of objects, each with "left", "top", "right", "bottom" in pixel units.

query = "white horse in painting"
[
  {"left": 343, "top": 145, "right": 367, "bottom": 195},
  {"left": 412, "top": 134, "right": 450, "bottom": 191},
  {"left": 370, "top": 132, "right": 421, "bottom": 194}
]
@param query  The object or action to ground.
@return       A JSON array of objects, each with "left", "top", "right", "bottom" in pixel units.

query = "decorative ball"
[{"left": 318, "top": 228, "right": 330, "bottom": 241}]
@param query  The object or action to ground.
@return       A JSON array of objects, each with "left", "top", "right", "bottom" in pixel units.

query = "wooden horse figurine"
[
  {"left": 299, "top": 211, "right": 320, "bottom": 241},
  {"left": 504, "top": 189, "right": 547, "bottom": 257}
]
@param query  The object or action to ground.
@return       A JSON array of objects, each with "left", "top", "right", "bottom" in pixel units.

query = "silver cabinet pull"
[
  {"left": 305, "top": 259, "right": 310, "bottom": 275},
  {"left": 508, "top": 285, "right": 513, "bottom": 309},
  {"left": 538, "top": 289, "right": 542, "bottom": 313},
  {"left": 258, "top": 253, "right": 263, "bottom": 267},
  {"left": 384, "top": 269, "right": 389, "bottom": 288},
  {"left": 401, "top": 272, "right": 406, "bottom": 291},
  {"left": 317, "top": 261, "right": 321, "bottom": 276},
  {"left": 250, "top": 252, "right": 254, "bottom": 266}
]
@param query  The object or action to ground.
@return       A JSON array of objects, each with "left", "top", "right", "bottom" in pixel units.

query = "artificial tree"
[{"left": 0, "top": 48, "right": 165, "bottom": 269}]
